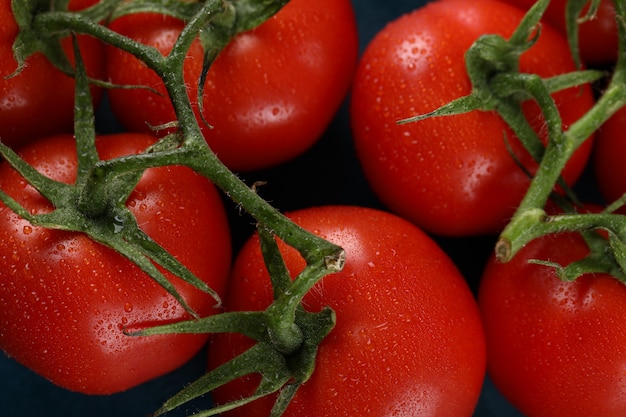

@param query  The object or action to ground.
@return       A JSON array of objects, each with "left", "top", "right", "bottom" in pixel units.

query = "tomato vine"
[
  {"left": 495, "top": 0, "right": 626, "bottom": 276},
  {"left": 402, "top": 0, "right": 626, "bottom": 282},
  {"left": 3, "top": 0, "right": 626, "bottom": 415},
  {"left": 4, "top": 0, "right": 344, "bottom": 414}
]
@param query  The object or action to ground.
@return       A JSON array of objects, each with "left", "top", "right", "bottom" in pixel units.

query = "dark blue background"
[{"left": 0, "top": 1, "right": 544, "bottom": 415}]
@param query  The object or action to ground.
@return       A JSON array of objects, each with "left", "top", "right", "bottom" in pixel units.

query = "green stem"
[
  {"left": 497, "top": 210, "right": 626, "bottom": 257},
  {"left": 265, "top": 257, "right": 335, "bottom": 354},
  {"left": 497, "top": 11, "right": 626, "bottom": 261},
  {"left": 35, "top": 1, "right": 344, "bottom": 266},
  {"left": 34, "top": 10, "right": 167, "bottom": 66},
  {"left": 17, "top": 2, "right": 344, "bottom": 414},
  {"left": 27, "top": 0, "right": 345, "bottom": 392}
]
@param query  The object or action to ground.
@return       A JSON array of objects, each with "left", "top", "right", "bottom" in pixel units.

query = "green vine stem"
[
  {"left": 3, "top": 0, "right": 345, "bottom": 414},
  {"left": 398, "top": 0, "right": 605, "bottom": 201},
  {"left": 496, "top": 0, "right": 626, "bottom": 263},
  {"left": 31, "top": 0, "right": 341, "bottom": 266},
  {"left": 6, "top": 0, "right": 626, "bottom": 414},
  {"left": 129, "top": 226, "right": 338, "bottom": 416},
  {"left": 401, "top": 0, "right": 626, "bottom": 281}
]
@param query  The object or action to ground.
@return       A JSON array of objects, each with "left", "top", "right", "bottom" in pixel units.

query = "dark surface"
[{"left": 3, "top": 0, "right": 605, "bottom": 415}]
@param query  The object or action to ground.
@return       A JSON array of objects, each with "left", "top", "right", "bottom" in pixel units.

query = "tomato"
[
  {"left": 208, "top": 205, "right": 486, "bottom": 416},
  {"left": 593, "top": 106, "right": 626, "bottom": 209},
  {"left": 0, "top": 133, "right": 232, "bottom": 394},
  {"left": 0, "top": 0, "right": 105, "bottom": 147},
  {"left": 503, "top": 0, "right": 618, "bottom": 66},
  {"left": 350, "top": 0, "right": 595, "bottom": 236},
  {"left": 105, "top": 0, "right": 358, "bottom": 172},
  {"left": 478, "top": 230, "right": 626, "bottom": 417}
]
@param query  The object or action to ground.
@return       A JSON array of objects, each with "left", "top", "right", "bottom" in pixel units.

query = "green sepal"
[
  {"left": 8, "top": 0, "right": 119, "bottom": 83},
  {"left": 564, "top": 0, "right": 602, "bottom": 68},
  {"left": 125, "top": 311, "right": 269, "bottom": 341},
  {"left": 194, "top": 0, "right": 291, "bottom": 131},
  {"left": 11, "top": 0, "right": 76, "bottom": 76},
  {"left": 397, "top": 0, "right": 605, "bottom": 216},
  {"left": 0, "top": 37, "right": 222, "bottom": 317},
  {"left": 527, "top": 227, "right": 626, "bottom": 282},
  {"left": 525, "top": 220, "right": 626, "bottom": 283},
  {"left": 529, "top": 255, "right": 611, "bottom": 282},
  {"left": 143, "top": 306, "right": 335, "bottom": 417},
  {"left": 607, "top": 231, "right": 626, "bottom": 282},
  {"left": 287, "top": 306, "right": 335, "bottom": 383},
  {"left": 155, "top": 342, "right": 292, "bottom": 417},
  {"left": 136, "top": 221, "right": 337, "bottom": 417}
]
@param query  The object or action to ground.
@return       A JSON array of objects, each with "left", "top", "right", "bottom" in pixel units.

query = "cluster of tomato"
[{"left": 0, "top": 0, "right": 623, "bottom": 416}]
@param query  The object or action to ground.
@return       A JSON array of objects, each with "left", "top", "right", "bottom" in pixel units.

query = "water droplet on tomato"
[
  {"left": 124, "top": 302, "right": 133, "bottom": 313},
  {"left": 112, "top": 215, "right": 124, "bottom": 233},
  {"left": 22, "top": 225, "right": 32, "bottom": 235}
]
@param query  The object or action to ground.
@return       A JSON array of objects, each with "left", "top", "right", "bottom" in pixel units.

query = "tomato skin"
[
  {"left": 479, "top": 231, "right": 626, "bottom": 417},
  {"left": 208, "top": 205, "right": 486, "bottom": 417},
  {"left": 594, "top": 106, "right": 626, "bottom": 209},
  {"left": 0, "top": 133, "right": 232, "bottom": 394},
  {"left": 0, "top": 0, "right": 105, "bottom": 147},
  {"left": 503, "top": 0, "right": 618, "bottom": 66},
  {"left": 350, "top": 0, "right": 594, "bottom": 236},
  {"left": 105, "top": 0, "right": 358, "bottom": 171}
]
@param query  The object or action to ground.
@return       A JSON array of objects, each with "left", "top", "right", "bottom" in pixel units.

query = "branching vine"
[
  {"left": 3, "top": 0, "right": 626, "bottom": 415},
  {"left": 4, "top": 0, "right": 345, "bottom": 414}
]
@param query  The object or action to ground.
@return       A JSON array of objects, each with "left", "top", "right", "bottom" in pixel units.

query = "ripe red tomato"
[
  {"left": 593, "top": 106, "right": 626, "bottom": 209},
  {"left": 0, "top": 133, "right": 232, "bottom": 394},
  {"left": 0, "top": 0, "right": 105, "bottom": 147},
  {"left": 503, "top": 0, "right": 618, "bottom": 66},
  {"left": 105, "top": 0, "right": 358, "bottom": 172},
  {"left": 350, "top": 0, "right": 595, "bottom": 236},
  {"left": 479, "top": 231, "right": 626, "bottom": 417},
  {"left": 208, "top": 205, "right": 486, "bottom": 416}
]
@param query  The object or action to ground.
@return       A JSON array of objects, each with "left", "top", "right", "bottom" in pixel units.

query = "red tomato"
[
  {"left": 0, "top": 0, "right": 105, "bottom": 147},
  {"left": 593, "top": 106, "right": 626, "bottom": 209},
  {"left": 350, "top": 0, "right": 595, "bottom": 236},
  {"left": 105, "top": 0, "right": 358, "bottom": 172},
  {"left": 208, "top": 205, "right": 486, "bottom": 417},
  {"left": 0, "top": 133, "right": 231, "bottom": 394},
  {"left": 504, "top": 0, "right": 618, "bottom": 66},
  {"left": 479, "top": 231, "right": 626, "bottom": 417}
]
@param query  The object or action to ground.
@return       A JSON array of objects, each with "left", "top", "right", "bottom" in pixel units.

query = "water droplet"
[
  {"left": 22, "top": 226, "right": 32, "bottom": 235},
  {"left": 112, "top": 215, "right": 124, "bottom": 234},
  {"left": 123, "top": 302, "right": 133, "bottom": 313}
]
